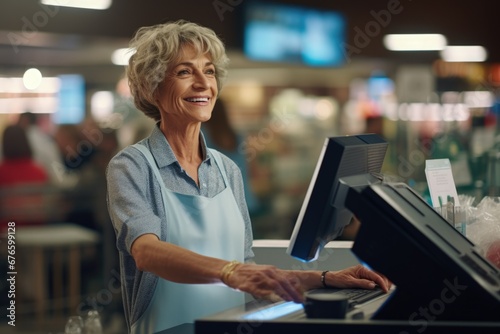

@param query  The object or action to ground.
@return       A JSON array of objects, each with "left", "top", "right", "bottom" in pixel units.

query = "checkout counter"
[{"left": 157, "top": 240, "right": 500, "bottom": 334}]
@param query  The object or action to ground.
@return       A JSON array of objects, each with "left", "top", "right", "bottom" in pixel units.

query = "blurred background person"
[
  {"left": 54, "top": 118, "right": 121, "bottom": 301},
  {"left": 0, "top": 124, "right": 49, "bottom": 229},
  {"left": 202, "top": 98, "right": 260, "bottom": 215},
  {"left": 0, "top": 124, "right": 48, "bottom": 187},
  {"left": 17, "top": 112, "right": 65, "bottom": 186}
]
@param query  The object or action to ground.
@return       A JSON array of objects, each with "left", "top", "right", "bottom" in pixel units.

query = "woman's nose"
[{"left": 193, "top": 71, "right": 210, "bottom": 89}]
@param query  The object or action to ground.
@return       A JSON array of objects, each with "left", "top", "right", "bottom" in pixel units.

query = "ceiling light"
[
  {"left": 40, "top": 0, "right": 112, "bottom": 10},
  {"left": 383, "top": 34, "right": 447, "bottom": 51},
  {"left": 440, "top": 46, "right": 488, "bottom": 62},
  {"left": 111, "top": 48, "right": 136, "bottom": 66},
  {"left": 91, "top": 91, "right": 114, "bottom": 121},
  {"left": 23, "top": 68, "right": 43, "bottom": 90}
]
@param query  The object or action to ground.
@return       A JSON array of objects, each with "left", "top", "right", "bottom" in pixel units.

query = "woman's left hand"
[{"left": 323, "top": 264, "right": 392, "bottom": 292}]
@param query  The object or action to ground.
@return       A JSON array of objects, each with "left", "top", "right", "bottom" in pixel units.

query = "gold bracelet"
[{"left": 220, "top": 260, "right": 241, "bottom": 285}]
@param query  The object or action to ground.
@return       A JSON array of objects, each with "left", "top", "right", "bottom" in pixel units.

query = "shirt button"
[{"left": 202, "top": 183, "right": 207, "bottom": 188}]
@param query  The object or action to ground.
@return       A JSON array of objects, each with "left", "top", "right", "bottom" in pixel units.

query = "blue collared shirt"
[{"left": 106, "top": 124, "right": 254, "bottom": 327}]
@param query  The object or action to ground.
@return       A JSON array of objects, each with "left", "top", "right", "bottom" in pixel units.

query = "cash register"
[{"left": 194, "top": 134, "right": 500, "bottom": 334}]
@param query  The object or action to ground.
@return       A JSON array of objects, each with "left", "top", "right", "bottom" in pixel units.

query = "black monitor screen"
[{"left": 287, "top": 134, "right": 388, "bottom": 262}]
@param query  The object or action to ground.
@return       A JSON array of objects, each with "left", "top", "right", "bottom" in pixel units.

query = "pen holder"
[{"left": 434, "top": 203, "right": 467, "bottom": 236}]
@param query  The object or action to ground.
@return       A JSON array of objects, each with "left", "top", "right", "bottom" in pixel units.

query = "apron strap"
[
  {"left": 208, "top": 148, "right": 230, "bottom": 187},
  {"left": 131, "top": 143, "right": 166, "bottom": 191}
]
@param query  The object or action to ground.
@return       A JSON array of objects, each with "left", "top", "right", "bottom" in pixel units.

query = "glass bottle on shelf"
[
  {"left": 83, "top": 309, "right": 103, "bottom": 334},
  {"left": 65, "top": 316, "right": 84, "bottom": 334}
]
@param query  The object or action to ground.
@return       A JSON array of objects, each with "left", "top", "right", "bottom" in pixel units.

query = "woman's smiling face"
[{"left": 156, "top": 44, "right": 218, "bottom": 125}]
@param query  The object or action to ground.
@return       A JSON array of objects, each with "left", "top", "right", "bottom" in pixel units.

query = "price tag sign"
[{"left": 425, "top": 159, "right": 460, "bottom": 208}]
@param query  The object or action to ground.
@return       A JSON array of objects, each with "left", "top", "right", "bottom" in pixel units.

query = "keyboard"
[
  {"left": 307, "top": 287, "right": 387, "bottom": 311},
  {"left": 240, "top": 287, "right": 390, "bottom": 321}
]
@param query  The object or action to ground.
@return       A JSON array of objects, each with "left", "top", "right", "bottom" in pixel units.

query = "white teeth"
[{"left": 186, "top": 97, "right": 208, "bottom": 102}]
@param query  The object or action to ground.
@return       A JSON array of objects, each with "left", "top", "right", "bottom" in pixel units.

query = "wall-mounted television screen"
[
  {"left": 53, "top": 74, "right": 85, "bottom": 125},
  {"left": 243, "top": 2, "right": 346, "bottom": 67}
]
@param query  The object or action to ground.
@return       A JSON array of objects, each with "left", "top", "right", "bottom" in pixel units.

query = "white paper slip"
[{"left": 425, "top": 158, "right": 460, "bottom": 208}]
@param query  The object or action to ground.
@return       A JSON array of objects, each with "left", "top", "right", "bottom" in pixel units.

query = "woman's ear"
[{"left": 152, "top": 89, "right": 161, "bottom": 108}]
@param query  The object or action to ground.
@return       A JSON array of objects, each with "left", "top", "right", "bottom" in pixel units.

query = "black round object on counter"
[{"left": 303, "top": 292, "right": 348, "bottom": 319}]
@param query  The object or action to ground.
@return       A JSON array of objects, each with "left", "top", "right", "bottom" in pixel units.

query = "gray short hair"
[{"left": 126, "top": 20, "right": 229, "bottom": 121}]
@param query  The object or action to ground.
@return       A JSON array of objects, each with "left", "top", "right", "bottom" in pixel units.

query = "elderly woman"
[{"left": 106, "top": 20, "right": 389, "bottom": 333}]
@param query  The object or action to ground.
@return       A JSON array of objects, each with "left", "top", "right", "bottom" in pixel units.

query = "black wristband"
[{"left": 321, "top": 270, "right": 329, "bottom": 288}]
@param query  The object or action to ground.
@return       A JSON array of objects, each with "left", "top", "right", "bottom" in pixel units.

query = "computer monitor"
[
  {"left": 287, "top": 134, "right": 388, "bottom": 262},
  {"left": 345, "top": 182, "right": 500, "bottom": 321}
]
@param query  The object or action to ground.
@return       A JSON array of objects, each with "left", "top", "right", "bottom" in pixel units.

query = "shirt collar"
[{"left": 147, "top": 123, "right": 212, "bottom": 169}]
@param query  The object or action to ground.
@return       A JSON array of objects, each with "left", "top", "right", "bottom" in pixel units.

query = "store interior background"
[{"left": 2, "top": 0, "right": 500, "bottom": 332}]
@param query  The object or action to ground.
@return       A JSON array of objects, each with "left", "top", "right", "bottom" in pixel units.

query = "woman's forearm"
[{"left": 131, "top": 233, "right": 229, "bottom": 284}]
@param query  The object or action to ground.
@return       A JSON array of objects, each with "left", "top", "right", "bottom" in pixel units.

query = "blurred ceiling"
[{"left": 0, "top": 0, "right": 499, "bottom": 89}]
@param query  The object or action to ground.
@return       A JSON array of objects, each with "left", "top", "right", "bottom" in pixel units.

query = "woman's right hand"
[{"left": 225, "top": 263, "right": 305, "bottom": 303}]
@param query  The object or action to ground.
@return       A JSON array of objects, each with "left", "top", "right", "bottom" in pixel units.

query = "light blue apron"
[{"left": 130, "top": 144, "right": 245, "bottom": 334}]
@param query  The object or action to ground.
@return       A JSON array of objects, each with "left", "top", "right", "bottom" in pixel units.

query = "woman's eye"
[
  {"left": 177, "top": 69, "right": 190, "bottom": 75},
  {"left": 205, "top": 68, "right": 215, "bottom": 75}
]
